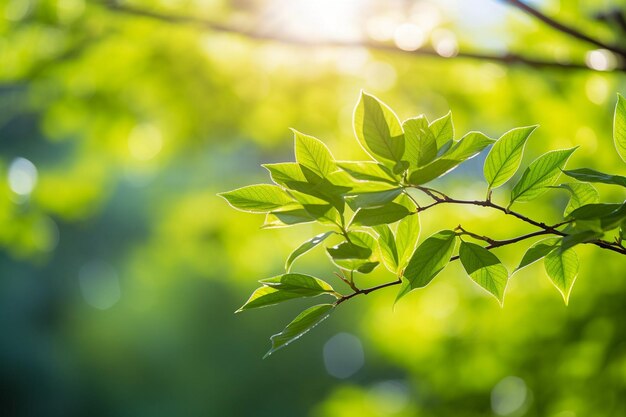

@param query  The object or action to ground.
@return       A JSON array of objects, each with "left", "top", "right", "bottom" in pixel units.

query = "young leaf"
[
  {"left": 561, "top": 230, "right": 603, "bottom": 251},
  {"left": 429, "top": 111, "right": 454, "bottom": 150},
  {"left": 260, "top": 273, "right": 335, "bottom": 294},
  {"left": 285, "top": 232, "right": 336, "bottom": 271},
  {"left": 614, "top": 93, "right": 626, "bottom": 163},
  {"left": 219, "top": 184, "right": 296, "bottom": 213},
  {"left": 562, "top": 168, "right": 626, "bottom": 188},
  {"left": 373, "top": 225, "right": 399, "bottom": 272},
  {"left": 264, "top": 304, "right": 334, "bottom": 358},
  {"left": 350, "top": 202, "right": 412, "bottom": 227},
  {"left": 403, "top": 116, "right": 437, "bottom": 168},
  {"left": 336, "top": 161, "right": 398, "bottom": 184},
  {"left": 293, "top": 129, "right": 336, "bottom": 178},
  {"left": 395, "top": 211, "right": 420, "bottom": 272},
  {"left": 459, "top": 241, "right": 509, "bottom": 304},
  {"left": 326, "top": 241, "right": 372, "bottom": 261},
  {"left": 408, "top": 132, "right": 494, "bottom": 185},
  {"left": 510, "top": 148, "right": 577, "bottom": 205},
  {"left": 544, "top": 246, "right": 579, "bottom": 305},
  {"left": 552, "top": 182, "right": 600, "bottom": 216},
  {"left": 263, "top": 162, "right": 307, "bottom": 185},
  {"left": 262, "top": 208, "right": 314, "bottom": 228},
  {"left": 515, "top": 238, "right": 559, "bottom": 271},
  {"left": 346, "top": 188, "right": 403, "bottom": 210},
  {"left": 484, "top": 125, "right": 536, "bottom": 190},
  {"left": 397, "top": 230, "right": 457, "bottom": 301},
  {"left": 353, "top": 91, "right": 405, "bottom": 167},
  {"left": 237, "top": 274, "right": 334, "bottom": 312},
  {"left": 568, "top": 202, "right": 626, "bottom": 231}
]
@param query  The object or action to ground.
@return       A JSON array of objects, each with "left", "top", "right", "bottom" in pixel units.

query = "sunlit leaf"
[
  {"left": 552, "top": 182, "right": 600, "bottom": 216},
  {"left": 262, "top": 208, "right": 314, "bottom": 228},
  {"left": 568, "top": 202, "right": 626, "bottom": 231},
  {"left": 510, "top": 148, "right": 577, "bottom": 205},
  {"left": 293, "top": 129, "right": 336, "bottom": 178},
  {"left": 395, "top": 211, "right": 420, "bottom": 273},
  {"left": 397, "top": 230, "right": 457, "bottom": 301},
  {"left": 561, "top": 230, "right": 603, "bottom": 251},
  {"left": 516, "top": 238, "right": 559, "bottom": 271},
  {"left": 459, "top": 241, "right": 509, "bottom": 304},
  {"left": 484, "top": 125, "right": 536, "bottom": 190},
  {"left": 544, "top": 245, "right": 579, "bottom": 305},
  {"left": 408, "top": 132, "right": 494, "bottom": 185},
  {"left": 373, "top": 224, "right": 398, "bottom": 272},
  {"left": 350, "top": 202, "right": 412, "bottom": 227},
  {"left": 615, "top": 93, "right": 626, "bottom": 163},
  {"left": 353, "top": 91, "right": 404, "bottom": 167},
  {"left": 429, "top": 111, "right": 454, "bottom": 150},
  {"left": 264, "top": 304, "right": 334, "bottom": 358},
  {"left": 402, "top": 116, "right": 437, "bottom": 168},
  {"left": 562, "top": 168, "right": 626, "bottom": 188},
  {"left": 346, "top": 188, "right": 403, "bottom": 210},
  {"left": 219, "top": 184, "right": 296, "bottom": 213},
  {"left": 336, "top": 161, "right": 398, "bottom": 184},
  {"left": 285, "top": 232, "right": 336, "bottom": 271},
  {"left": 260, "top": 273, "right": 335, "bottom": 294}
]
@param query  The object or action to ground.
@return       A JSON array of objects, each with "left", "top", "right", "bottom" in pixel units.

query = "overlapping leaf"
[
  {"left": 615, "top": 93, "right": 626, "bottom": 163},
  {"left": 484, "top": 125, "right": 536, "bottom": 190},
  {"left": 219, "top": 184, "right": 297, "bottom": 213}
]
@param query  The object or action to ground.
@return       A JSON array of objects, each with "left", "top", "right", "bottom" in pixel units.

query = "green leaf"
[
  {"left": 263, "top": 162, "right": 307, "bottom": 185},
  {"left": 293, "top": 129, "right": 336, "bottom": 178},
  {"left": 614, "top": 93, "right": 626, "bottom": 163},
  {"left": 264, "top": 304, "right": 334, "bottom": 358},
  {"left": 544, "top": 246, "right": 579, "bottom": 305},
  {"left": 395, "top": 211, "right": 420, "bottom": 272},
  {"left": 459, "top": 241, "right": 509, "bottom": 304},
  {"left": 260, "top": 273, "right": 335, "bottom": 294},
  {"left": 373, "top": 225, "right": 399, "bottom": 272},
  {"left": 346, "top": 188, "right": 403, "bottom": 210},
  {"left": 516, "top": 238, "right": 559, "bottom": 271},
  {"left": 397, "top": 230, "right": 457, "bottom": 301},
  {"left": 336, "top": 161, "right": 398, "bottom": 184},
  {"left": 510, "top": 148, "right": 577, "bottom": 205},
  {"left": 285, "top": 232, "right": 335, "bottom": 271},
  {"left": 262, "top": 208, "right": 314, "bottom": 228},
  {"left": 429, "top": 111, "right": 454, "bottom": 150},
  {"left": 568, "top": 202, "right": 626, "bottom": 231},
  {"left": 552, "top": 182, "right": 600, "bottom": 216},
  {"left": 237, "top": 274, "right": 335, "bottom": 312},
  {"left": 327, "top": 231, "right": 379, "bottom": 272},
  {"left": 408, "top": 132, "right": 494, "bottom": 185},
  {"left": 351, "top": 202, "right": 412, "bottom": 227},
  {"left": 326, "top": 241, "right": 372, "bottom": 261},
  {"left": 620, "top": 219, "right": 626, "bottom": 241},
  {"left": 353, "top": 91, "right": 404, "bottom": 166},
  {"left": 562, "top": 168, "right": 626, "bottom": 188},
  {"left": 219, "top": 184, "right": 296, "bottom": 213},
  {"left": 402, "top": 116, "right": 437, "bottom": 168},
  {"left": 484, "top": 125, "right": 536, "bottom": 190},
  {"left": 561, "top": 230, "right": 603, "bottom": 251}
]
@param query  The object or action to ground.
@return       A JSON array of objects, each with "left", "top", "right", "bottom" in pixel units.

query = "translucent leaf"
[
  {"left": 350, "top": 202, "right": 411, "bottom": 227},
  {"left": 615, "top": 93, "right": 626, "bottom": 163},
  {"left": 510, "top": 148, "right": 577, "bottom": 205},
  {"left": 219, "top": 184, "right": 296, "bottom": 213},
  {"left": 395, "top": 212, "right": 420, "bottom": 273},
  {"left": 262, "top": 208, "right": 314, "bottom": 228},
  {"left": 516, "top": 238, "right": 559, "bottom": 271},
  {"left": 345, "top": 188, "right": 403, "bottom": 210},
  {"left": 402, "top": 116, "right": 437, "bottom": 169},
  {"left": 396, "top": 230, "right": 457, "bottom": 301},
  {"left": 459, "top": 241, "right": 509, "bottom": 305},
  {"left": 353, "top": 91, "right": 404, "bottom": 167},
  {"left": 408, "top": 132, "right": 494, "bottom": 185},
  {"left": 562, "top": 168, "right": 626, "bottom": 188},
  {"left": 484, "top": 125, "right": 536, "bottom": 190},
  {"left": 293, "top": 129, "right": 336, "bottom": 178},
  {"left": 264, "top": 304, "right": 334, "bottom": 358},
  {"left": 259, "top": 273, "right": 335, "bottom": 294},
  {"left": 285, "top": 232, "right": 336, "bottom": 271},
  {"left": 544, "top": 246, "right": 579, "bottom": 305},
  {"left": 568, "top": 202, "right": 626, "bottom": 231},
  {"left": 336, "top": 161, "right": 398, "bottom": 184},
  {"left": 552, "top": 182, "right": 600, "bottom": 216},
  {"left": 429, "top": 111, "right": 454, "bottom": 150},
  {"left": 373, "top": 224, "right": 399, "bottom": 272}
]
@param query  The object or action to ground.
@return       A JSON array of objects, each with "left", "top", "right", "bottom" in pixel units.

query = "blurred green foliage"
[{"left": 1, "top": 0, "right": 626, "bottom": 416}]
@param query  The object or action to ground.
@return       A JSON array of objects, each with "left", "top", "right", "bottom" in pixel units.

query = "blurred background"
[{"left": 1, "top": 0, "right": 626, "bottom": 416}]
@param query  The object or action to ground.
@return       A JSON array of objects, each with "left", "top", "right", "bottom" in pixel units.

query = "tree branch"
[
  {"left": 100, "top": 1, "right": 626, "bottom": 72},
  {"left": 501, "top": 0, "right": 626, "bottom": 59}
]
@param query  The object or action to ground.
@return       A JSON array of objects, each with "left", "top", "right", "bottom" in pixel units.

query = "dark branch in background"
[
  {"left": 100, "top": 1, "right": 626, "bottom": 72},
  {"left": 502, "top": 0, "right": 626, "bottom": 59}
]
